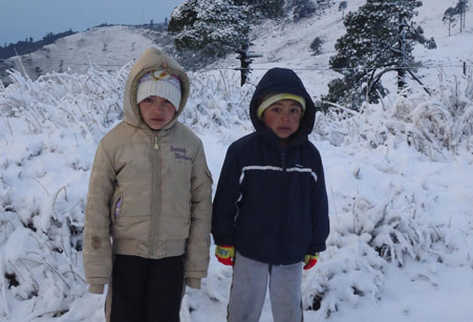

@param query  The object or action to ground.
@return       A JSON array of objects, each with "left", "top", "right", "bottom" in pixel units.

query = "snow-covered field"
[{"left": 1, "top": 0, "right": 473, "bottom": 321}]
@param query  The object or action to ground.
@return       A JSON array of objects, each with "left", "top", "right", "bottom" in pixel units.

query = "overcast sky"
[{"left": 0, "top": 0, "right": 185, "bottom": 45}]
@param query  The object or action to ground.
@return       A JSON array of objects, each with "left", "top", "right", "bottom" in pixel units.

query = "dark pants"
[{"left": 110, "top": 254, "right": 184, "bottom": 322}]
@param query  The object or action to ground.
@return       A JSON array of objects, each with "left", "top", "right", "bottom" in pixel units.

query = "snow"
[{"left": 1, "top": 0, "right": 473, "bottom": 321}]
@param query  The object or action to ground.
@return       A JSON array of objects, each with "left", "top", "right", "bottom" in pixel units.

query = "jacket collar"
[{"left": 258, "top": 127, "right": 306, "bottom": 152}]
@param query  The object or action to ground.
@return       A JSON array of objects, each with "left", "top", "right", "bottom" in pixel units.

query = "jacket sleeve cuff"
[
  {"left": 185, "top": 278, "right": 201, "bottom": 289},
  {"left": 88, "top": 284, "right": 105, "bottom": 294},
  {"left": 213, "top": 235, "right": 234, "bottom": 247},
  {"left": 310, "top": 242, "right": 326, "bottom": 253}
]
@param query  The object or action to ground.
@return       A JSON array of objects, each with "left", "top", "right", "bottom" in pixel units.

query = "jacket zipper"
[
  {"left": 281, "top": 151, "right": 287, "bottom": 171},
  {"left": 149, "top": 134, "right": 161, "bottom": 257}
]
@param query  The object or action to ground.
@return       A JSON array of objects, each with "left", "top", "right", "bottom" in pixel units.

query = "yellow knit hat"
[{"left": 257, "top": 93, "right": 306, "bottom": 119}]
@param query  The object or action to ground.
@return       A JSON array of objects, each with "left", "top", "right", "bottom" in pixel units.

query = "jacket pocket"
[
  {"left": 163, "top": 213, "right": 191, "bottom": 239},
  {"left": 110, "top": 191, "right": 123, "bottom": 224},
  {"left": 113, "top": 215, "right": 150, "bottom": 243}
]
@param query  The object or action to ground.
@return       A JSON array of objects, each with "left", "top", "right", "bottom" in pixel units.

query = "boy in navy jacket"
[{"left": 212, "top": 67, "right": 330, "bottom": 322}]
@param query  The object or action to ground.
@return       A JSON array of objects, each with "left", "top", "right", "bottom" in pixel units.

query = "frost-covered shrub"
[
  {"left": 308, "top": 75, "right": 471, "bottom": 316},
  {"left": 302, "top": 180, "right": 445, "bottom": 317},
  {"left": 0, "top": 133, "right": 89, "bottom": 319},
  {"left": 313, "top": 72, "right": 473, "bottom": 159},
  {"left": 183, "top": 69, "right": 252, "bottom": 130},
  {"left": 0, "top": 67, "right": 127, "bottom": 139}
]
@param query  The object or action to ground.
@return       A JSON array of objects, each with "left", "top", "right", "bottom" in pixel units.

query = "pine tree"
[
  {"left": 234, "top": 0, "right": 284, "bottom": 19},
  {"left": 456, "top": 0, "right": 469, "bottom": 32},
  {"left": 443, "top": 7, "right": 457, "bottom": 37},
  {"left": 293, "top": 0, "right": 317, "bottom": 22},
  {"left": 169, "top": 0, "right": 250, "bottom": 59},
  {"left": 443, "top": 0, "right": 469, "bottom": 35},
  {"left": 322, "top": 0, "right": 436, "bottom": 110},
  {"left": 310, "top": 37, "right": 323, "bottom": 55},
  {"left": 168, "top": 0, "right": 289, "bottom": 67}
]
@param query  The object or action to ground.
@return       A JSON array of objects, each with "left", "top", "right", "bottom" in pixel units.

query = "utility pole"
[{"left": 236, "top": 42, "right": 262, "bottom": 86}]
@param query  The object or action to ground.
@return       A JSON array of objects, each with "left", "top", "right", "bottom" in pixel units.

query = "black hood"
[{"left": 249, "top": 68, "right": 316, "bottom": 144}]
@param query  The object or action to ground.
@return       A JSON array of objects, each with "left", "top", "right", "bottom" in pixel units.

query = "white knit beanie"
[{"left": 136, "top": 70, "right": 182, "bottom": 109}]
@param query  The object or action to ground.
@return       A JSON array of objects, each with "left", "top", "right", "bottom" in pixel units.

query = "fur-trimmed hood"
[{"left": 123, "top": 47, "right": 190, "bottom": 130}]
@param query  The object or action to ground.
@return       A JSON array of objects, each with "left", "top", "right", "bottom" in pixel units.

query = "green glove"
[{"left": 215, "top": 245, "right": 235, "bottom": 266}]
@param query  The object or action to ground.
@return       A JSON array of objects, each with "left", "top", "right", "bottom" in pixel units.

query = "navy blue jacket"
[{"left": 212, "top": 68, "right": 329, "bottom": 265}]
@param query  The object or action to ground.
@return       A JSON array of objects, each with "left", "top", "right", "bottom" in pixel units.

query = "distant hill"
[
  {"left": 0, "top": 30, "right": 76, "bottom": 60},
  {"left": 0, "top": 24, "right": 175, "bottom": 86}
]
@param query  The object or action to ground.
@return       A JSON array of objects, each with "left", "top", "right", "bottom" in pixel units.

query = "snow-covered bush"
[
  {"left": 0, "top": 66, "right": 134, "bottom": 319},
  {"left": 184, "top": 69, "right": 252, "bottom": 130},
  {"left": 314, "top": 72, "right": 473, "bottom": 160},
  {"left": 300, "top": 160, "right": 448, "bottom": 317},
  {"left": 0, "top": 66, "right": 127, "bottom": 140},
  {"left": 0, "top": 127, "right": 89, "bottom": 319}
]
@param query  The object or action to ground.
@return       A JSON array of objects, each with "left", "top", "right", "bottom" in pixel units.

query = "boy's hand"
[
  {"left": 303, "top": 253, "right": 319, "bottom": 270},
  {"left": 215, "top": 245, "right": 235, "bottom": 266}
]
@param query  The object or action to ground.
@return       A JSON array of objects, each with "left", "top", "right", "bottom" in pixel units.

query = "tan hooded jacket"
[{"left": 83, "top": 47, "right": 213, "bottom": 294}]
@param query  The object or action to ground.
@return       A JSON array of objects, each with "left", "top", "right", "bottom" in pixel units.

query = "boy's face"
[
  {"left": 262, "top": 99, "right": 302, "bottom": 139},
  {"left": 138, "top": 96, "right": 176, "bottom": 130}
]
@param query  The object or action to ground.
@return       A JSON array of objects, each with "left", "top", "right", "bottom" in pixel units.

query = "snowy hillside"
[
  {"left": 213, "top": 0, "right": 473, "bottom": 99},
  {"left": 1, "top": 0, "right": 473, "bottom": 321},
  {"left": 1, "top": 25, "right": 174, "bottom": 85}
]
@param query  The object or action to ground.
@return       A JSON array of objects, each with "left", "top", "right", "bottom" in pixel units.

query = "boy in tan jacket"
[{"left": 83, "top": 47, "right": 213, "bottom": 322}]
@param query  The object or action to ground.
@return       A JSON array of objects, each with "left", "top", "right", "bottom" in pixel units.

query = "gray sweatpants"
[{"left": 228, "top": 252, "right": 303, "bottom": 322}]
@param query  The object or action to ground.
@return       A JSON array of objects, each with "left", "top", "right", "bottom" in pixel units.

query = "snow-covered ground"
[{"left": 1, "top": 0, "right": 473, "bottom": 321}]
